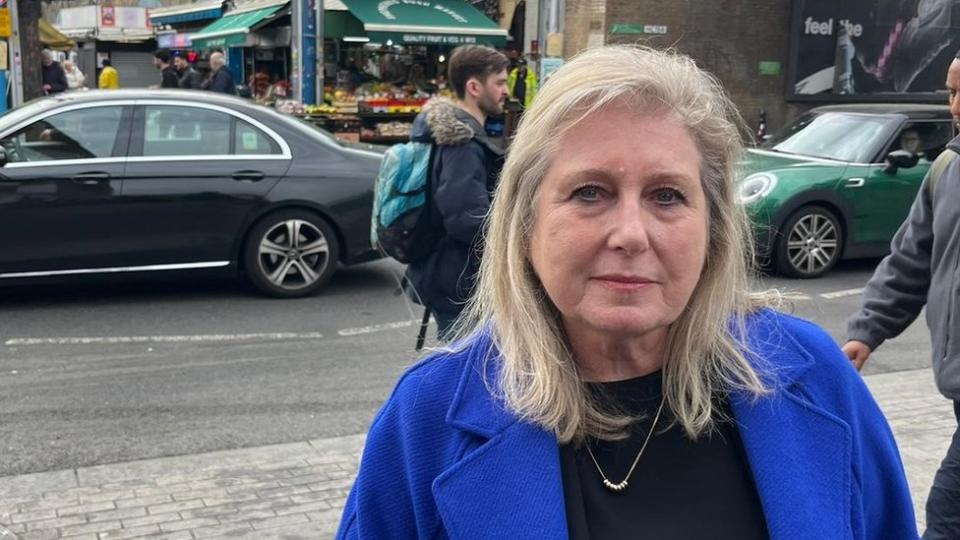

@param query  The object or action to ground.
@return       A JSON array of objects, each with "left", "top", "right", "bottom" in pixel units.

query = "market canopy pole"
[
  {"left": 291, "top": 0, "right": 318, "bottom": 105},
  {"left": 7, "top": 0, "right": 22, "bottom": 108},
  {"left": 316, "top": 0, "right": 323, "bottom": 106}
]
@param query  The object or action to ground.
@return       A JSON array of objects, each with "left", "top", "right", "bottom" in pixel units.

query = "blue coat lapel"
[
  {"left": 731, "top": 313, "right": 853, "bottom": 540},
  {"left": 433, "top": 348, "right": 568, "bottom": 539},
  {"left": 432, "top": 420, "right": 568, "bottom": 539}
]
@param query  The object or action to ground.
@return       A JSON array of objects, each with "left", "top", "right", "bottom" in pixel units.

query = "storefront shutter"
[{"left": 109, "top": 51, "right": 158, "bottom": 89}]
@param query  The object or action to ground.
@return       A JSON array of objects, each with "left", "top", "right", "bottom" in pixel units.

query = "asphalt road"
[{"left": 0, "top": 257, "right": 932, "bottom": 475}]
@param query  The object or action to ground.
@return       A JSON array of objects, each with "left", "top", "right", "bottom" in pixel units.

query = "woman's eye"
[
  {"left": 654, "top": 188, "right": 685, "bottom": 205},
  {"left": 573, "top": 185, "right": 602, "bottom": 202}
]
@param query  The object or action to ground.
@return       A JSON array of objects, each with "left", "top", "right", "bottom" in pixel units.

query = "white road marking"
[
  {"left": 338, "top": 319, "right": 426, "bottom": 336},
  {"left": 779, "top": 292, "right": 813, "bottom": 301},
  {"left": 4, "top": 332, "right": 325, "bottom": 346},
  {"left": 819, "top": 288, "right": 864, "bottom": 300}
]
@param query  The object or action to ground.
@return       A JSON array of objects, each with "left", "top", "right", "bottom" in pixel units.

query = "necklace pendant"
[{"left": 602, "top": 479, "right": 628, "bottom": 493}]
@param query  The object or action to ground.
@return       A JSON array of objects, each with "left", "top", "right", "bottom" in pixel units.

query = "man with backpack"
[
  {"left": 843, "top": 51, "right": 960, "bottom": 539},
  {"left": 373, "top": 45, "right": 508, "bottom": 340}
]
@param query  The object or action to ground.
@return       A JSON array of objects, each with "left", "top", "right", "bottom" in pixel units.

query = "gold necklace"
[{"left": 584, "top": 396, "right": 666, "bottom": 493}]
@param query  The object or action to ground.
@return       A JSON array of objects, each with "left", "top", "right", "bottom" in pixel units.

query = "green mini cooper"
[{"left": 740, "top": 104, "right": 954, "bottom": 278}]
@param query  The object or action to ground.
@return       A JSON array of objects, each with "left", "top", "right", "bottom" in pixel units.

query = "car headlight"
[{"left": 738, "top": 173, "right": 778, "bottom": 204}]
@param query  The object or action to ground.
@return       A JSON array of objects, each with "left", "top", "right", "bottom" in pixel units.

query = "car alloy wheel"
[
  {"left": 244, "top": 210, "right": 339, "bottom": 297},
  {"left": 775, "top": 205, "right": 842, "bottom": 279}
]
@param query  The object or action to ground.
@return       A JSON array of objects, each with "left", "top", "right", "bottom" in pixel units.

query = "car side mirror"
[{"left": 885, "top": 149, "right": 920, "bottom": 174}]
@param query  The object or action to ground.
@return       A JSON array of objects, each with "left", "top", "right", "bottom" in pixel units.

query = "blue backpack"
[{"left": 371, "top": 141, "right": 441, "bottom": 264}]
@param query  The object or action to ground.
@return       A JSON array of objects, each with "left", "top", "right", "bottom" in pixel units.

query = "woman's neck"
[{"left": 568, "top": 325, "right": 668, "bottom": 382}]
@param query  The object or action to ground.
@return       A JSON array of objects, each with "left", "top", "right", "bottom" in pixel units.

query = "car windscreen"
[{"left": 761, "top": 112, "right": 900, "bottom": 163}]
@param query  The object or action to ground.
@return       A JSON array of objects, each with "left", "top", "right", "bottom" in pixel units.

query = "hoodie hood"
[{"left": 410, "top": 97, "right": 477, "bottom": 146}]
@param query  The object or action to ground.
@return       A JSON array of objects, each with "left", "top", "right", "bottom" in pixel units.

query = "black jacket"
[
  {"left": 203, "top": 68, "right": 237, "bottom": 95},
  {"left": 42, "top": 62, "right": 68, "bottom": 94},
  {"left": 177, "top": 66, "right": 203, "bottom": 90},
  {"left": 405, "top": 98, "right": 504, "bottom": 317},
  {"left": 160, "top": 66, "right": 180, "bottom": 88}
]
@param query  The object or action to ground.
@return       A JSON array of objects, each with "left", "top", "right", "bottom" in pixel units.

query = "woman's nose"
[{"left": 606, "top": 199, "right": 651, "bottom": 254}]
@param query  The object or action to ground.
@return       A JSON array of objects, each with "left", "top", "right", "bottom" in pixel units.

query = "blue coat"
[{"left": 337, "top": 310, "right": 917, "bottom": 539}]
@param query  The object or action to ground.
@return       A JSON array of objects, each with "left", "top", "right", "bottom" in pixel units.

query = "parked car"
[
  {"left": 0, "top": 90, "right": 384, "bottom": 297},
  {"left": 740, "top": 104, "right": 954, "bottom": 278}
]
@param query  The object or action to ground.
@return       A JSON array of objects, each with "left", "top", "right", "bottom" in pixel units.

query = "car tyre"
[
  {"left": 243, "top": 210, "right": 339, "bottom": 298},
  {"left": 773, "top": 205, "right": 843, "bottom": 279}
]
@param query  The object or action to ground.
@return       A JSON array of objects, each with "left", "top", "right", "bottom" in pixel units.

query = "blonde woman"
[
  {"left": 63, "top": 60, "right": 86, "bottom": 90},
  {"left": 337, "top": 46, "right": 917, "bottom": 539}
]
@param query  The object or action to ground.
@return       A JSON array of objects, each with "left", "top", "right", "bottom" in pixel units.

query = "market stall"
[{"left": 285, "top": 0, "right": 508, "bottom": 144}]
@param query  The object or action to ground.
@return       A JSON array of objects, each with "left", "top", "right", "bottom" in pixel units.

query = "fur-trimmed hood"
[{"left": 410, "top": 97, "right": 478, "bottom": 146}]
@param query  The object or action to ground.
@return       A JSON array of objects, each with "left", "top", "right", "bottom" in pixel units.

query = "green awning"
[
  {"left": 324, "top": 11, "right": 367, "bottom": 41},
  {"left": 339, "top": 0, "right": 507, "bottom": 47},
  {"left": 191, "top": 4, "right": 286, "bottom": 50}
]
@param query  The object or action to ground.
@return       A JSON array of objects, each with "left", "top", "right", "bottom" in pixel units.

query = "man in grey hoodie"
[{"left": 844, "top": 50, "right": 960, "bottom": 539}]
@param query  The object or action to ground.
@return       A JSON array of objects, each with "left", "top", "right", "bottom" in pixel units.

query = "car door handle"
[
  {"left": 845, "top": 178, "right": 865, "bottom": 188},
  {"left": 232, "top": 171, "right": 265, "bottom": 182},
  {"left": 71, "top": 172, "right": 111, "bottom": 185}
]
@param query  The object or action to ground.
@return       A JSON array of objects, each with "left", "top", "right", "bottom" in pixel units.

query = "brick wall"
[{"left": 563, "top": 0, "right": 810, "bottom": 134}]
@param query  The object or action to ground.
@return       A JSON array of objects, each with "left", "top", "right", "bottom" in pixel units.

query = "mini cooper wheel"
[
  {"left": 774, "top": 205, "right": 843, "bottom": 279},
  {"left": 244, "top": 210, "right": 339, "bottom": 297}
]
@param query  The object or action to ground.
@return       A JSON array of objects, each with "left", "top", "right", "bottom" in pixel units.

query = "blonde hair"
[{"left": 456, "top": 45, "right": 773, "bottom": 443}]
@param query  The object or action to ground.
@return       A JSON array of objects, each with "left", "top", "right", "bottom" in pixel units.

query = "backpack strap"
[{"left": 927, "top": 148, "right": 957, "bottom": 203}]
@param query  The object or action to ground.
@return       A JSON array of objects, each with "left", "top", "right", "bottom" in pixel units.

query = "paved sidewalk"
[{"left": 0, "top": 368, "right": 954, "bottom": 539}]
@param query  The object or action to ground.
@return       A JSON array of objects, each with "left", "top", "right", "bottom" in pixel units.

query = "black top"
[
  {"left": 160, "top": 66, "right": 180, "bottom": 88},
  {"left": 560, "top": 371, "right": 769, "bottom": 540},
  {"left": 42, "top": 62, "right": 68, "bottom": 94}
]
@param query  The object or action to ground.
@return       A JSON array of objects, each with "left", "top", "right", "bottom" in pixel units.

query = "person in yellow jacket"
[
  {"left": 507, "top": 63, "right": 537, "bottom": 108},
  {"left": 98, "top": 59, "right": 120, "bottom": 89}
]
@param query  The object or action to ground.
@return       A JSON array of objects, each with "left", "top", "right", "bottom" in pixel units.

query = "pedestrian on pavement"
[
  {"left": 98, "top": 59, "right": 120, "bottom": 89},
  {"left": 202, "top": 52, "right": 237, "bottom": 95},
  {"left": 153, "top": 49, "right": 180, "bottom": 89},
  {"left": 338, "top": 45, "right": 917, "bottom": 540},
  {"left": 404, "top": 45, "right": 508, "bottom": 339},
  {"left": 63, "top": 60, "right": 86, "bottom": 90},
  {"left": 41, "top": 50, "right": 68, "bottom": 95},
  {"left": 844, "top": 48, "right": 960, "bottom": 540},
  {"left": 173, "top": 54, "right": 202, "bottom": 90}
]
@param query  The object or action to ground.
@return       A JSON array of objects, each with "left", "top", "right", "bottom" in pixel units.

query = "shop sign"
[
  {"left": 790, "top": 0, "right": 958, "bottom": 99},
  {"left": 401, "top": 33, "right": 478, "bottom": 45},
  {"left": 101, "top": 6, "right": 115, "bottom": 27},
  {"left": 0, "top": 8, "right": 10, "bottom": 38},
  {"left": 157, "top": 33, "right": 192, "bottom": 49},
  {"left": 610, "top": 24, "right": 667, "bottom": 35},
  {"left": 378, "top": 1, "right": 468, "bottom": 24},
  {"left": 540, "top": 57, "right": 564, "bottom": 83},
  {"left": 759, "top": 61, "right": 781, "bottom": 76}
]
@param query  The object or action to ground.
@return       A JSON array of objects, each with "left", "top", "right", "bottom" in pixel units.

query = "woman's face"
[{"left": 529, "top": 104, "right": 709, "bottom": 339}]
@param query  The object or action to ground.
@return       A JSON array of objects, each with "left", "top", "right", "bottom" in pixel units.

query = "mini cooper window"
[
  {"left": 0, "top": 107, "right": 123, "bottom": 163},
  {"left": 889, "top": 122, "right": 955, "bottom": 161},
  {"left": 762, "top": 112, "right": 898, "bottom": 163}
]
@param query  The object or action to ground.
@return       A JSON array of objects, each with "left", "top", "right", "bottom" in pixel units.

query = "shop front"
[
  {"left": 308, "top": 0, "right": 508, "bottom": 144},
  {"left": 150, "top": 0, "right": 225, "bottom": 63},
  {"left": 55, "top": 5, "right": 157, "bottom": 89},
  {"left": 190, "top": 1, "right": 293, "bottom": 100}
]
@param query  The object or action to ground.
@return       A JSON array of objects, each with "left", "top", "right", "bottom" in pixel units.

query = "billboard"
[{"left": 789, "top": 0, "right": 960, "bottom": 100}]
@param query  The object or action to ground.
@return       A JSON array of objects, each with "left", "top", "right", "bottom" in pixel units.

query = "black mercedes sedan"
[{"left": 0, "top": 90, "right": 384, "bottom": 297}]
